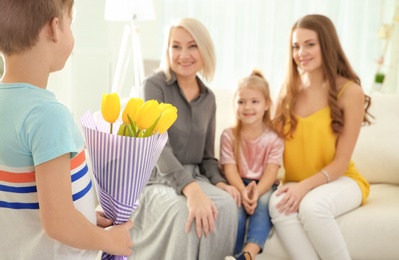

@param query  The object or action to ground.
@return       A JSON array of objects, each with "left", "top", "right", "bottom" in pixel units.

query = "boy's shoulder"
[{"left": 1, "top": 83, "right": 70, "bottom": 120}]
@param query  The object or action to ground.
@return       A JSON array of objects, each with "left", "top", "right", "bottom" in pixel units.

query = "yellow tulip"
[
  {"left": 101, "top": 93, "right": 120, "bottom": 134},
  {"left": 159, "top": 103, "right": 177, "bottom": 112},
  {"left": 136, "top": 100, "right": 161, "bottom": 130},
  {"left": 153, "top": 106, "right": 178, "bottom": 134},
  {"left": 101, "top": 93, "right": 120, "bottom": 123},
  {"left": 122, "top": 98, "right": 144, "bottom": 124}
]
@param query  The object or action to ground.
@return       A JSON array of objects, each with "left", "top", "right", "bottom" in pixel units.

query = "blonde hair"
[
  {"left": 0, "top": 0, "right": 74, "bottom": 55},
  {"left": 232, "top": 69, "right": 272, "bottom": 169},
  {"left": 271, "top": 14, "right": 372, "bottom": 138},
  {"left": 159, "top": 18, "right": 216, "bottom": 82}
]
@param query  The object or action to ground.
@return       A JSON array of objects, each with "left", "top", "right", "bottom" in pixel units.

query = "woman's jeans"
[
  {"left": 268, "top": 177, "right": 362, "bottom": 260},
  {"left": 234, "top": 178, "right": 274, "bottom": 254}
]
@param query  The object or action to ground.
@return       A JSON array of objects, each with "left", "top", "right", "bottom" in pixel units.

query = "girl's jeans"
[{"left": 234, "top": 178, "right": 274, "bottom": 255}]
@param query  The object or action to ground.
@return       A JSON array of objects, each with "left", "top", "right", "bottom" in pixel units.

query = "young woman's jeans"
[
  {"left": 234, "top": 178, "right": 274, "bottom": 255},
  {"left": 269, "top": 177, "right": 362, "bottom": 260}
]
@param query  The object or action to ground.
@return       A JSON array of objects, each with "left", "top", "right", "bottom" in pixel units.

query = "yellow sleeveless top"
[{"left": 283, "top": 81, "right": 369, "bottom": 204}]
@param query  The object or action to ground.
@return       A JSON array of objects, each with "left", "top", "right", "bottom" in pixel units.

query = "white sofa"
[{"left": 213, "top": 89, "right": 399, "bottom": 260}]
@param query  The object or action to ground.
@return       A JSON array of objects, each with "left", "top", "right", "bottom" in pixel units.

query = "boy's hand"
[
  {"left": 96, "top": 211, "right": 113, "bottom": 228},
  {"left": 105, "top": 220, "right": 134, "bottom": 256}
]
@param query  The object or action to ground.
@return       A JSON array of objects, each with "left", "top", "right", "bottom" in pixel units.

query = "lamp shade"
[{"left": 104, "top": 0, "right": 155, "bottom": 21}]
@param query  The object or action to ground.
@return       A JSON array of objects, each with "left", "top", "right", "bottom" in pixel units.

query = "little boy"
[{"left": 0, "top": 0, "right": 133, "bottom": 258}]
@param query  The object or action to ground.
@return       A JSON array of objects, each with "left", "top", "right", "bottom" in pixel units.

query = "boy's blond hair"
[{"left": 0, "top": 0, "right": 74, "bottom": 55}]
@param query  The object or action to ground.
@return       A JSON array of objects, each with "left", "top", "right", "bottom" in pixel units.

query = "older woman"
[{"left": 129, "top": 18, "right": 238, "bottom": 260}]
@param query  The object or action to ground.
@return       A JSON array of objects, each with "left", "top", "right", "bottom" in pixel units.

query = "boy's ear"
[{"left": 47, "top": 17, "right": 60, "bottom": 42}]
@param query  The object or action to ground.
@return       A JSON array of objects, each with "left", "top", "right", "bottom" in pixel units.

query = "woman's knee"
[
  {"left": 215, "top": 190, "right": 237, "bottom": 211},
  {"left": 298, "top": 193, "right": 330, "bottom": 223},
  {"left": 268, "top": 191, "right": 284, "bottom": 219}
]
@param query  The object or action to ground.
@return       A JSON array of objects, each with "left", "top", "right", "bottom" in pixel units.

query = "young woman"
[
  {"left": 129, "top": 18, "right": 239, "bottom": 260},
  {"left": 221, "top": 70, "right": 284, "bottom": 260},
  {"left": 269, "top": 14, "right": 373, "bottom": 260}
]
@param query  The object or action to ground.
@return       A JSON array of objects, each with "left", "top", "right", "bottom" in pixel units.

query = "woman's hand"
[
  {"left": 183, "top": 182, "right": 218, "bottom": 238},
  {"left": 216, "top": 182, "right": 241, "bottom": 207},
  {"left": 275, "top": 182, "right": 309, "bottom": 215}
]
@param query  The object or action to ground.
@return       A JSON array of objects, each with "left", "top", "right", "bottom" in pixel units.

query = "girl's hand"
[
  {"left": 275, "top": 183, "right": 309, "bottom": 215},
  {"left": 184, "top": 182, "right": 218, "bottom": 238},
  {"left": 216, "top": 182, "right": 241, "bottom": 207},
  {"left": 241, "top": 181, "right": 258, "bottom": 215}
]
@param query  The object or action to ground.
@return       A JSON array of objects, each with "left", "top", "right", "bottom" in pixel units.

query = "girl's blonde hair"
[
  {"left": 159, "top": 18, "right": 216, "bottom": 82},
  {"left": 232, "top": 69, "right": 272, "bottom": 168},
  {"left": 271, "top": 14, "right": 372, "bottom": 139},
  {"left": 0, "top": 0, "right": 74, "bottom": 55}
]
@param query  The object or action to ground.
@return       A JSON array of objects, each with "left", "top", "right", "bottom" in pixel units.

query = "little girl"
[{"left": 221, "top": 70, "right": 284, "bottom": 260}]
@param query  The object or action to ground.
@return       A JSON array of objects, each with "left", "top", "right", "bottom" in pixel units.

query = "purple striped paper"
[{"left": 81, "top": 111, "right": 168, "bottom": 260}]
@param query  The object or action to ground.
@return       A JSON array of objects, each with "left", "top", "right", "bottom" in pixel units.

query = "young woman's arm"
[
  {"left": 322, "top": 82, "right": 365, "bottom": 179},
  {"left": 36, "top": 154, "right": 133, "bottom": 256},
  {"left": 301, "top": 82, "right": 365, "bottom": 189},
  {"left": 276, "top": 82, "right": 366, "bottom": 214}
]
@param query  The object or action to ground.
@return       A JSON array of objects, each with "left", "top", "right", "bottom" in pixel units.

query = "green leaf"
[
  {"left": 117, "top": 124, "right": 125, "bottom": 136},
  {"left": 127, "top": 114, "right": 137, "bottom": 137},
  {"left": 126, "top": 124, "right": 135, "bottom": 137}
]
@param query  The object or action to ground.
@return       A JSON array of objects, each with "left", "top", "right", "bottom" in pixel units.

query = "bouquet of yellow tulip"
[
  {"left": 101, "top": 93, "right": 178, "bottom": 137},
  {"left": 81, "top": 93, "right": 177, "bottom": 260}
]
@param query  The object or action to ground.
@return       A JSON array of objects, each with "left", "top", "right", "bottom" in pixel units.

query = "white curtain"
[{"left": 154, "top": 0, "right": 397, "bottom": 94}]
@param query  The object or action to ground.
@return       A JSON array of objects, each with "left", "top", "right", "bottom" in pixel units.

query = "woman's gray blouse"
[{"left": 143, "top": 70, "right": 227, "bottom": 194}]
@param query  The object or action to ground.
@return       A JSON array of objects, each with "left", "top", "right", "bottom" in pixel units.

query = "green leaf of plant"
[
  {"left": 117, "top": 124, "right": 125, "bottom": 136},
  {"left": 126, "top": 124, "right": 135, "bottom": 137},
  {"left": 127, "top": 114, "right": 137, "bottom": 137}
]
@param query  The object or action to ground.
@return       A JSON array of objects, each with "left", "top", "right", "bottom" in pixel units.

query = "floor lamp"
[{"left": 104, "top": 0, "right": 155, "bottom": 98}]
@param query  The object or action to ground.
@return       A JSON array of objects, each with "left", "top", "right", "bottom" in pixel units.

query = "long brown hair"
[
  {"left": 271, "top": 14, "right": 372, "bottom": 138},
  {"left": 233, "top": 69, "right": 272, "bottom": 167}
]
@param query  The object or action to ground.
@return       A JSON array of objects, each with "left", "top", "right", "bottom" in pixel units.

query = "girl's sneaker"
[{"left": 224, "top": 251, "right": 252, "bottom": 260}]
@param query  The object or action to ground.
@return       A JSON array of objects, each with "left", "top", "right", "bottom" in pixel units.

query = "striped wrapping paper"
[{"left": 81, "top": 111, "right": 168, "bottom": 260}]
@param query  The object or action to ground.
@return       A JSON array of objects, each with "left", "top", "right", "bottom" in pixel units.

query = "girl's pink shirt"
[{"left": 219, "top": 127, "right": 284, "bottom": 180}]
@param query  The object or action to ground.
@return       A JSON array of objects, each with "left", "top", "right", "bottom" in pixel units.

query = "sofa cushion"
[
  {"left": 339, "top": 184, "right": 399, "bottom": 260},
  {"left": 352, "top": 94, "right": 399, "bottom": 185},
  {"left": 262, "top": 183, "right": 399, "bottom": 260}
]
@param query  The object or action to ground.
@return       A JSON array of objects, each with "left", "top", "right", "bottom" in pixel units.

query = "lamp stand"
[{"left": 111, "top": 18, "right": 145, "bottom": 98}]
